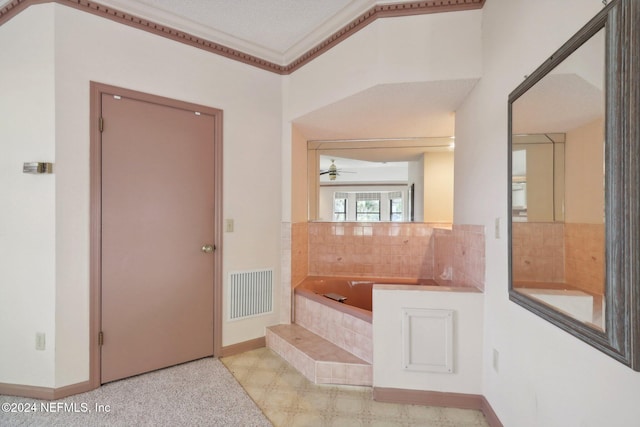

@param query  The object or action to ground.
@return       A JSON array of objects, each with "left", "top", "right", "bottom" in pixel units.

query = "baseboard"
[
  {"left": 0, "top": 380, "right": 93, "bottom": 401},
  {"left": 373, "top": 387, "right": 503, "bottom": 427},
  {"left": 0, "top": 336, "right": 267, "bottom": 400},
  {"left": 373, "top": 387, "right": 483, "bottom": 409},
  {"left": 219, "top": 336, "right": 266, "bottom": 357},
  {"left": 480, "top": 395, "right": 504, "bottom": 427},
  {"left": 1, "top": 336, "right": 266, "bottom": 400}
]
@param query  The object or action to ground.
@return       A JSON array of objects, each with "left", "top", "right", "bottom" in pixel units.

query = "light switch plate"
[
  {"left": 36, "top": 333, "right": 46, "bottom": 351},
  {"left": 23, "top": 162, "right": 53, "bottom": 174}
]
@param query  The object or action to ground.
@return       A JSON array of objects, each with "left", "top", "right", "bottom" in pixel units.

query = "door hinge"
[
  {"left": 99, "top": 117, "right": 104, "bottom": 133},
  {"left": 98, "top": 331, "right": 104, "bottom": 346}
]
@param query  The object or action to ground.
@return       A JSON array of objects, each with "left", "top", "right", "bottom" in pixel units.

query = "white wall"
[
  {"left": 286, "top": 9, "right": 482, "bottom": 117},
  {"left": 1, "top": 3, "right": 283, "bottom": 388},
  {"left": 282, "top": 10, "right": 483, "bottom": 223},
  {"left": 424, "top": 151, "right": 454, "bottom": 223},
  {"left": 565, "top": 118, "right": 604, "bottom": 224},
  {"left": 455, "top": 0, "right": 640, "bottom": 426},
  {"left": 0, "top": 5, "right": 56, "bottom": 388},
  {"left": 373, "top": 287, "right": 483, "bottom": 394}
]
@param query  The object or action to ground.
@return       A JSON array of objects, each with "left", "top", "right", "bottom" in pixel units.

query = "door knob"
[{"left": 201, "top": 244, "right": 215, "bottom": 254}]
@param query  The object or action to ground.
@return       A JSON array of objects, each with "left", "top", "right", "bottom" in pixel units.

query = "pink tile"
[
  {"left": 331, "top": 363, "right": 347, "bottom": 381},
  {"left": 316, "top": 362, "right": 332, "bottom": 381},
  {"left": 345, "top": 364, "right": 373, "bottom": 383}
]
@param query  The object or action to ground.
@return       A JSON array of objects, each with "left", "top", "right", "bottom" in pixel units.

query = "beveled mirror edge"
[{"left": 508, "top": 0, "right": 640, "bottom": 371}]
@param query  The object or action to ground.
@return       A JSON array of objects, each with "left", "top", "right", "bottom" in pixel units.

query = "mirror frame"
[{"left": 508, "top": 0, "right": 639, "bottom": 370}]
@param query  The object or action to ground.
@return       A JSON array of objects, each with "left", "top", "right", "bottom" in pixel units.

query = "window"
[
  {"left": 389, "top": 191, "right": 403, "bottom": 221},
  {"left": 331, "top": 190, "right": 404, "bottom": 221},
  {"left": 356, "top": 193, "right": 381, "bottom": 221},
  {"left": 333, "top": 192, "right": 347, "bottom": 221}
]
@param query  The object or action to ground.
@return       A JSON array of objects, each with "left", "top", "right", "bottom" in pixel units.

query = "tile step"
[{"left": 266, "top": 324, "right": 372, "bottom": 386}]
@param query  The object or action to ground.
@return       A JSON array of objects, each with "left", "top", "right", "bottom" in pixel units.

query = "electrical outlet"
[
  {"left": 493, "top": 348, "right": 499, "bottom": 372},
  {"left": 35, "top": 333, "right": 46, "bottom": 351}
]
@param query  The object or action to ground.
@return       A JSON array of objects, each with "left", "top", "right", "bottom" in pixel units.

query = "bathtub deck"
[{"left": 266, "top": 324, "right": 372, "bottom": 386}]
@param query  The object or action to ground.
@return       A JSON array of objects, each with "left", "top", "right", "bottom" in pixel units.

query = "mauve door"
[{"left": 101, "top": 93, "right": 215, "bottom": 383}]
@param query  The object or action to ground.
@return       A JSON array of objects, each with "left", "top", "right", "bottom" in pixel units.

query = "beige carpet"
[{"left": 0, "top": 357, "right": 272, "bottom": 427}]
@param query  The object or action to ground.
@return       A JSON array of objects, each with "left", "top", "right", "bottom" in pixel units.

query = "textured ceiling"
[
  {"left": 133, "top": 0, "right": 353, "bottom": 53},
  {"left": 62, "top": 0, "right": 401, "bottom": 63}
]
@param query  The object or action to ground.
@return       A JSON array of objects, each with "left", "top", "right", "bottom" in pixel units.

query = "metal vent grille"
[{"left": 228, "top": 269, "right": 273, "bottom": 320}]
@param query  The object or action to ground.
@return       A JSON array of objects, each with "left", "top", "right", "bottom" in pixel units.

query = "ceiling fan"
[{"left": 319, "top": 159, "right": 355, "bottom": 181}]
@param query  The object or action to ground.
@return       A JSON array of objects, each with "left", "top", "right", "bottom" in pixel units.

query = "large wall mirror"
[
  {"left": 508, "top": 0, "right": 639, "bottom": 370},
  {"left": 307, "top": 138, "right": 455, "bottom": 223}
]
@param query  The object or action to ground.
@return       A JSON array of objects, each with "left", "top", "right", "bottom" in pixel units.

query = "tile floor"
[{"left": 221, "top": 347, "right": 490, "bottom": 427}]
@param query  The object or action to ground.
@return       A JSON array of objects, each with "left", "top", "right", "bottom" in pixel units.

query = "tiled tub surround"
[
  {"left": 302, "top": 222, "right": 485, "bottom": 290},
  {"left": 273, "top": 222, "right": 486, "bottom": 387},
  {"left": 291, "top": 222, "right": 308, "bottom": 289},
  {"left": 280, "top": 223, "right": 293, "bottom": 323},
  {"left": 564, "top": 223, "right": 605, "bottom": 295},
  {"left": 267, "top": 276, "right": 379, "bottom": 387},
  {"left": 294, "top": 287, "right": 373, "bottom": 363},
  {"left": 296, "top": 275, "right": 438, "bottom": 313},
  {"left": 294, "top": 276, "right": 446, "bottom": 362},
  {"left": 433, "top": 225, "right": 486, "bottom": 290},
  {"left": 268, "top": 282, "right": 486, "bottom": 390},
  {"left": 512, "top": 222, "right": 565, "bottom": 283},
  {"left": 266, "top": 323, "right": 373, "bottom": 386},
  {"left": 512, "top": 222, "right": 605, "bottom": 295}
]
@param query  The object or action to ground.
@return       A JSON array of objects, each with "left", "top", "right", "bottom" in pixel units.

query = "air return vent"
[{"left": 228, "top": 269, "right": 273, "bottom": 320}]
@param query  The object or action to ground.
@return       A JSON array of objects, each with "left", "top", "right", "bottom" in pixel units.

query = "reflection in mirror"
[
  {"left": 511, "top": 133, "right": 565, "bottom": 222},
  {"left": 511, "top": 27, "right": 605, "bottom": 330},
  {"left": 308, "top": 138, "right": 454, "bottom": 223},
  {"left": 509, "top": 0, "right": 639, "bottom": 371},
  {"left": 319, "top": 156, "right": 410, "bottom": 221}
]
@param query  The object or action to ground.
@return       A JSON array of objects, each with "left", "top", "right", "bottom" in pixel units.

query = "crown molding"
[
  {"left": 0, "top": 0, "right": 287, "bottom": 73},
  {"left": 282, "top": 0, "right": 377, "bottom": 64},
  {"left": 0, "top": 0, "right": 485, "bottom": 74},
  {"left": 83, "top": 0, "right": 286, "bottom": 64},
  {"left": 284, "top": 0, "right": 485, "bottom": 73}
]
